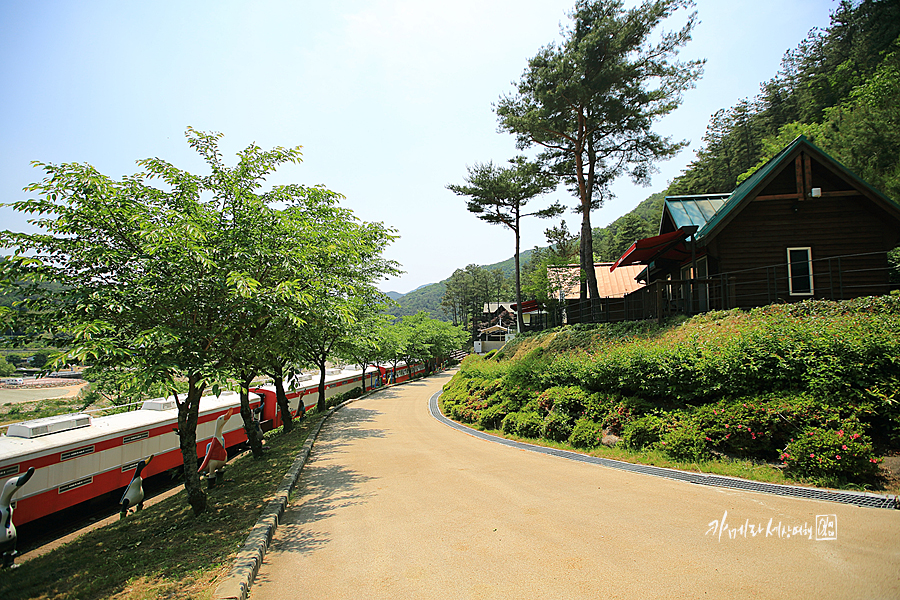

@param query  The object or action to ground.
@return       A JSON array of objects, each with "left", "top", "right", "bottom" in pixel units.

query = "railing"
[{"left": 559, "top": 250, "right": 898, "bottom": 326}]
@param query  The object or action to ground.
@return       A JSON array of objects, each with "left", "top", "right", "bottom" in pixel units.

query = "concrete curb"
[{"left": 212, "top": 406, "right": 335, "bottom": 600}]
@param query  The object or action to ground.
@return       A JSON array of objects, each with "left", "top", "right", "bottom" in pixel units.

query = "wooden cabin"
[
  {"left": 613, "top": 136, "right": 900, "bottom": 313},
  {"left": 548, "top": 262, "right": 646, "bottom": 323}
]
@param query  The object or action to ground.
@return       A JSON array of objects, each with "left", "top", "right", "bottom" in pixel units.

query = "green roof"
[{"left": 691, "top": 135, "right": 900, "bottom": 243}]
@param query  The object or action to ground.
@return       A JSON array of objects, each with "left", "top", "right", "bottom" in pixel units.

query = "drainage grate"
[{"left": 429, "top": 392, "right": 899, "bottom": 510}]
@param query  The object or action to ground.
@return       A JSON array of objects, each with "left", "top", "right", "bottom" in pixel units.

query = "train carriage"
[{"left": 0, "top": 362, "right": 425, "bottom": 525}]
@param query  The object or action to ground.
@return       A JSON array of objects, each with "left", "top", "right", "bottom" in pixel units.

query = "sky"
[{"left": 0, "top": 0, "right": 837, "bottom": 294}]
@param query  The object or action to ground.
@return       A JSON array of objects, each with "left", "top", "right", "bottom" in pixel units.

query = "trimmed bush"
[
  {"left": 501, "top": 411, "right": 543, "bottom": 439},
  {"left": 478, "top": 402, "right": 509, "bottom": 430},
  {"left": 780, "top": 427, "right": 880, "bottom": 486},
  {"left": 568, "top": 418, "right": 604, "bottom": 449},
  {"left": 621, "top": 414, "right": 667, "bottom": 450},
  {"left": 537, "top": 386, "right": 590, "bottom": 421},
  {"left": 541, "top": 411, "right": 573, "bottom": 442},
  {"left": 659, "top": 421, "right": 708, "bottom": 461}
]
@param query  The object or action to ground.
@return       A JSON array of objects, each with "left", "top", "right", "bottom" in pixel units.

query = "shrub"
[
  {"left": 504, "top": 347, "right": 549, "bottom": 391},
  {"left": 541, "top": 411, "right": 573, "bottom": 442},
  {"left": 568, "top": 418, "right": 604, "bottom": 449},
  {"left": 478, "top": 402, "right": 509, "bottom": 430},
  {"left": 501, "top": 411, "right": 543, "bottom": 439},
  {"left": 659, "top": 421, "right": 708, "bottom": 461},
  {"left": 780, "top": 427, "right": 880, "bottom": 486},
  {"left": 693, "top": 394, "right": 844, "bottom": 460},
  {"left": 622, "top": 414, "right": 667, "bottom": 450},
  {"left": 583, "top": 394, "right": 655, "bottom": 436},
  {"left": 536, "top": 386, "right": 590, "bottom": 421}
]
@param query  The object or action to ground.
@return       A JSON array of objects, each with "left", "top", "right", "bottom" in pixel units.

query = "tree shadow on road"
[
  {"left": 257, "top": 406, "right": 386, "bottom": 559},
  {"left": 261, "top": 461, "right": 376, "bottom": 560}
]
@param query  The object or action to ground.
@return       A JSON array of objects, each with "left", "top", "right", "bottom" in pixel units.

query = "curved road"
[{"left": 251, "top": 371, "right": 900, "bottom": 599}]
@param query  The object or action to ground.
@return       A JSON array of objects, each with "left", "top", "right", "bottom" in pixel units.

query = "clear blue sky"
[{"left": 0, "top": 0, "right": 836, "bottom": 294}]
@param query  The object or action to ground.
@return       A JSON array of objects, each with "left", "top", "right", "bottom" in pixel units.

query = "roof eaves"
[{"left": 695, "top": 135, "right": 808, "bottom": 243}]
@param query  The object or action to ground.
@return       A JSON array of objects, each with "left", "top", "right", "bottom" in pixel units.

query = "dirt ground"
[{"left": 0, "top": 381, "right": 88, "bottom": 405}]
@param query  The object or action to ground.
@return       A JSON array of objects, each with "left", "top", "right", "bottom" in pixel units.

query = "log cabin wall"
[{"left": 704, "top": 150, "right": 899, "bottom": 308}]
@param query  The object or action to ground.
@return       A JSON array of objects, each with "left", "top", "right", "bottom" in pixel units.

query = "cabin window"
[{"left": 787, "top": 247, "right": 814, "bottom": 296}]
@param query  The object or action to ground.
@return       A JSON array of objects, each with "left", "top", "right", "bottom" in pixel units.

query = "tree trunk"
[
  {"left": 272, "top": 361, "right": 293, "bottom": 432},
  {"left": 360, "top": 364, "right": 367, "bottom": 394},
  {"left": 581, "top": 216, "right": 601, "bottom": 301},
  {"left": 239, "top": 369, "right": 265, "bottom": 458},
  {"left": 514, "top": 220, "right": 525, "bottom": 333},
  {"left": 176, "top": 375, "right": 207, "bottom": 516},
  {"left": 574, "top": 111, "right": 601, "bottom": 303},
  {"left": 316, "top": 359, "right": 328, "bottom": 413}
]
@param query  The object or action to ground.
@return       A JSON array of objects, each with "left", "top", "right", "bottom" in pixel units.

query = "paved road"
[{"left": 251, "top": 371, "right": 900, "bottom": 599}]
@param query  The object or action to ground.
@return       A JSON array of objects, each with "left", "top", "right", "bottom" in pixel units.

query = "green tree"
[
  {"left": 522, "top": 221, "right": 580, "bottom": 326},
  {"left": 338, "top": 313, "right": 393, "bottom": 394},
  {"left": 448, "top": 157, "right": 562, "bottom": 332},
  {"left": 496, "top": 0, "right": 703, "bottom": 301},
  {"left": 611, "top": 213, "right": 653, "bottom": 260},
  {"left": 0, "top": 128, "right": 358, "bottom": 515},
  {"left": 815, "top": 40, "right": 900, "bottom": 202},
  {"left": 0, "top": 355, "right": 14, "bottom": 377},
  {"left": 293, "top": 240, "right": 399, "bottom": 413},
  {"left": 29, "top": 351, "right": 50, "bottom": 370}
]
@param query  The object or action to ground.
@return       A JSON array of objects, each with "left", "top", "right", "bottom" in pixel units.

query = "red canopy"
[
  {"left": 610, "top": 226, "right": 698, "bottom": 272},
  {"left": 510, "top": 300, "right": 541, "bottom": 313}
]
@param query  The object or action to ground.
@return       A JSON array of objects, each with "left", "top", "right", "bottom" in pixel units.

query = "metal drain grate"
[{"left": 430, "top": 391, "right": 899, "bottom": 510}]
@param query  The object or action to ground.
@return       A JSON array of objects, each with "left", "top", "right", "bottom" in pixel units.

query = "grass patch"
[
  {"left": 468, "top": 422, "right": 898, "bottom": 493},
  {"left": 0, "top": 412, "right": 328, "bottom": 600}
]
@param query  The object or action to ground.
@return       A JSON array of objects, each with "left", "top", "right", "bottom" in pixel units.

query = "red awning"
[
  {"left": 610, "top": 226, "right": 698, "bottom": 272},
  {"left": 510, "top": 300, "right": 541, "bottom": 313}
]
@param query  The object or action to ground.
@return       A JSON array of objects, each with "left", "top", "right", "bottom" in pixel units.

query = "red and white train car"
[{"left": 0, "top": 362, "right": 426, "bottom": 525}]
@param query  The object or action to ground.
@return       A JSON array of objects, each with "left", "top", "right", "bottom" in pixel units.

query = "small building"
[
  {"left": 474, "top": 324, "right": 513, "bottom": 354},
  {"left": 613, "top": 136, "right": 900, "bottom": 315},
  {"left": 548, "top": 262, "right": 647, "bottom": 323}
]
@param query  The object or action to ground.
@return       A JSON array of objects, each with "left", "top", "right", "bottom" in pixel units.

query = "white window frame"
[{"left": 787, "top": 247, "right": 814, "bottom": 296}]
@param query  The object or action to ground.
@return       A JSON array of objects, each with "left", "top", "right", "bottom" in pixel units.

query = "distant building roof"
[
  {"left": 548, "top": 263, "right": 646, "bottom": 299},
  {"left": 483, "top": 302, "right": 516, "bottom": 314},
  {"left": 479, "top": 324, "right": 509, "bottom": 334}
]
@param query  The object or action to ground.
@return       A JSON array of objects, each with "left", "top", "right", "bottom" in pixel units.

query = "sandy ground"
[
  {"left": 0, "top": 382, "right": 88, "bottom": 405},
  {"left": 251, "top": 371, "right": 900, "bottom": 600}
]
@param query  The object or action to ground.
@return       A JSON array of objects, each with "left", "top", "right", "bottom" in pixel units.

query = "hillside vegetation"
[{"left": 441, "top": 295, "right": 900, "bottom": 489}]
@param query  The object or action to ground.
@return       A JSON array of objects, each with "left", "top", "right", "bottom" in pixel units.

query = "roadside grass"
[
  {"left": 467, "top": 423, "right": 900, "bottom": 495},
  {"left": 0, "top": 411, "right": 327, "bottom": 600}
]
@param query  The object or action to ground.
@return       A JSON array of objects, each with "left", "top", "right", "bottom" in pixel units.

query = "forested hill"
[
  {"left": 666, "top": 0, "right": 900, "bottom": 200},
  {"left": 385, "top": 249, "right": 534, "bottom": 321},
  {"left": 388, "top": 0, "right": 900, "bottom": 322}
]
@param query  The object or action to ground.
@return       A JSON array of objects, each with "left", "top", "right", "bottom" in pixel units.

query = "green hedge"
[{"left": 439, "top": 297, "right": 900, "bottom": 487}]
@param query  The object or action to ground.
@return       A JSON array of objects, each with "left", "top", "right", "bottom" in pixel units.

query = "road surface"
[{"left": 251, "top": 371, "right": 900, "bottom": 599}]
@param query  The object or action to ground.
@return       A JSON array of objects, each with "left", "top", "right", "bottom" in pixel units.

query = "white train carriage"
[
  {"left": 0, "top": 362, "right": 427, "bottom": 525},
  {"left": 0, "top": 391, "right": 253, "bottom": 526}
]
